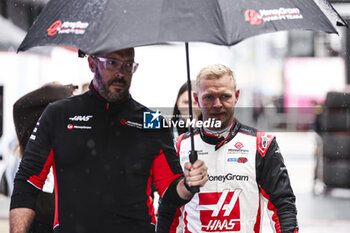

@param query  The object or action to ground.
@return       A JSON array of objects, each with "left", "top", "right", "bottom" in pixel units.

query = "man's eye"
[
  {"left": 125, "top": 63, "right": 133, "bottom": 68},
  {"left": 107, "top": 60, "right": 116, "bottom": 65}
]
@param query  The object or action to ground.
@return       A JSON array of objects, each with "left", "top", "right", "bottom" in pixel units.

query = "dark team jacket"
[
  {"left": 11, "top": 87, "right": 185, "bottom": 233},
  {"left": 157, "top": 120, "right": 298, "bottom": 233}
]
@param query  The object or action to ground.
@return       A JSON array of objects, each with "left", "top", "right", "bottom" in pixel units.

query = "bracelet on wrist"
[{"left": 184, "top": 178, "right": 194, "bottom": 193}]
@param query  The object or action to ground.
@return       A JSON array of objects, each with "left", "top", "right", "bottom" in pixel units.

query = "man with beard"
[
  {"left": 10, "top": 48, "right": 208, "bottom": 233},
  {"left": 157, "top": 64, "right": 298, "bottom": 233}
]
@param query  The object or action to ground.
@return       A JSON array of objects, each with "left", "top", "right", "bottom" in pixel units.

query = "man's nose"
[
  {"left": 115, "top": 70, "right": 123, "bottom": 77},
  {"left": 213, "top": 98, "right": 222, "bottom": 108}
]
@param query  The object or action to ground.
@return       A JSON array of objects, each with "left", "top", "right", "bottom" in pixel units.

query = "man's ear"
[
  {"left": 193, "top": 92, "right": 200, "bottom": 107},
  {"left": 88, "top": 56, "right": 96, "bottom": 73},
  {"left": 235, "top": 89, "right": 240, "bottom": 104}
]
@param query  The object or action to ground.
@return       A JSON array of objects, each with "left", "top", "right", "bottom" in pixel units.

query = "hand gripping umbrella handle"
[{"left": 188, "top": 150, "right": 200, "bottom": 193}]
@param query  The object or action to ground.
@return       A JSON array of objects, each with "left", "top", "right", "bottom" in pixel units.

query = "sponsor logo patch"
[
  {"left": 198, "top": 151, "right": 209, "bottom": 155},
  {"left": 227, "top": 148, "right": 249, "bottom": 155},
  {"left": 257, "top": 132, "right": 275, "bottom": 157},
  {"left": 228, "top": 141, "right": 250, "bottom": 155},
  {"left": 208, "top": 174, "right": 249, "bottom": 182},
  {"left": 47, "top": 20, "right": 89, "bottom": 36},
  {"left": 245, "top": 8, "right": 303, "bottom": 26},
  {"left": 234, "top": 142, "right": 244, "bottom": 149},
  {"left": 69, "top": 115, "right": 93, "bottom": 121},
  {"left": 261, "top": 134, "right": 270, "bottom": 149},
  {"left": 198, "top": 189, "right": 242, "bottom": 232},
  {"left": 227, "top": 157, "right": 248, "bottom": 163},
  {"left": 67, "top": 124, "right": 91, "bottom": 130},
  {"left": 120, "top": 118, "right": 142, "bottom": 129}
]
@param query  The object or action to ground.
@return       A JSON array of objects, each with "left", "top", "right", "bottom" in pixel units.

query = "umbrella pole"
[
  {"left": 185, "top": 42, "right": 196, "bottom": 153},
  {"left": 185, "top": 42, "right": 200, "bottom": 193}
]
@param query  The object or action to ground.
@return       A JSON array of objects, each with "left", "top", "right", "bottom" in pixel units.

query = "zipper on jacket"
[{"left": 106, "top": 103, "right": 110, "bottom": 110}]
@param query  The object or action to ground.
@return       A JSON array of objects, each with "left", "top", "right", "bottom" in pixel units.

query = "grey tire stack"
[{"left": 319, "top": 92, "right": 350, "bottom": 188}]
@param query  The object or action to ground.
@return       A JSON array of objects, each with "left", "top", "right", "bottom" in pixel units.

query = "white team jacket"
[{"left": 170, "top": 120, "right": 298, "bottom": 233}]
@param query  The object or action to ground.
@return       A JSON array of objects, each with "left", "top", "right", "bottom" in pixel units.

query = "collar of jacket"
[
  {"left": 199, "top": 119, "right": 241, "bottom": 150},
  {"left": 88, "top": 80, "right": 131, "bottom": 110}
]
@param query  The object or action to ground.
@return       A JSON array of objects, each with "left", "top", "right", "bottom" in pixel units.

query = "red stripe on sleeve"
[
  {"left": 53, "top": 159, "right": 59, "bottom": 229},
  {"left": 146, "top": 169, "right": 156, "bottom": 225},
  {"left": 253, "top": 193, "right": 262, "bottom": 233},
  {"left": 260, "top": 188, "right": 281, "bottom": 233},
  {"left": 152, "top": 149, "right": 182, "bottom": 197},
  {"left": 27, "top": 150, "right": 54, "bottom": 189},
  {"left": 169, "top": 208, "right": 182, "bottom": 233}
]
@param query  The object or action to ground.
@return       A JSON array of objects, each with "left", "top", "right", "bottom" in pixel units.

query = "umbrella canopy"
[{"left": 18, "top": 0, "right": 346, "bottom": 55}]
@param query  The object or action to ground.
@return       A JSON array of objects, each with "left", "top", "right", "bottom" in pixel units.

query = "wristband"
[
  {"left": 161, "top": 177, "right": 190, "bottom": 207},
  {"left": 184, "top": 178, "right": 196, "bottom": 194}
]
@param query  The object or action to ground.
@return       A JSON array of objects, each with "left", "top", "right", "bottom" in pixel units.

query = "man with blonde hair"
[
  {"left": 158, "top": 64, "right": 298, "bottom": 233},
  {"left": 195, "top": 64, "right": 237, "bottom": 91}
]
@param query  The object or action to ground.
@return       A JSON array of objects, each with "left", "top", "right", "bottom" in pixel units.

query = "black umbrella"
[
  {"left": 18, "top": 0, "right": 346, "bottom": 54},
  {"left": 17, "top": 0, "right": 346, "bottom": 192}
]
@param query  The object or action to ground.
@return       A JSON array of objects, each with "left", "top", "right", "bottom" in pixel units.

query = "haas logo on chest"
[
  {"left": 197, "top": 189, "right": 242, "bottom": 232},
  {"left": 69, "top": 115, "right": 93, "bottom": 121}
]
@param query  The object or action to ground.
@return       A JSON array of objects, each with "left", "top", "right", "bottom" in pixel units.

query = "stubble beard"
[
  {"left": 203, "top": 108, "right": 235, "bottom": 131},
  {"left": 95, "top": 68, "right": 128, "bottom": 102}
]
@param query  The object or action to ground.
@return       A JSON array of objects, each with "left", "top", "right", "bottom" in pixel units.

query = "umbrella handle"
[{"left": 188, "top": 150, "right": 200, "bottom": 193}]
